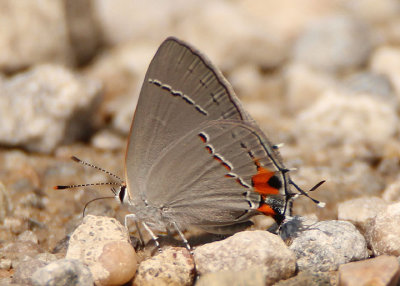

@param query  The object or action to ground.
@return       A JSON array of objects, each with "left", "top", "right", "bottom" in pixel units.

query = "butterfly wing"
[
  {"left": 125, "top": 37, "right": 254, "bottom": 200},
  {"left": 143, "top": 120, "right": 290, "bottom": 231}
]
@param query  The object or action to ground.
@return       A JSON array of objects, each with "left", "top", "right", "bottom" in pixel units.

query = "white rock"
[
  {"left": 0, "top": 65, "right": 101, "bottom": 153},
  {"left": 194, "top": 230, "right": 296, "bottom": 282}
]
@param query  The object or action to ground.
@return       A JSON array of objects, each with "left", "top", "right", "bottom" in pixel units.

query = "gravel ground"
[{"left": 0, "top": 1, "right": 400, "bottom": 285}]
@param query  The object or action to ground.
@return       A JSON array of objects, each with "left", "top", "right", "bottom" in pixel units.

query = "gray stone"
[
  {"left": 11, "top": 258, "right": 47, "bottom": 285},
  {"left": 293, "top": 15, "right": 372, "bottom": 71},
  {"left": 366, "top": 202, "right": 400, "bottom": 256},
  {"left": 0, "top": 64, "right": 101, "bottom": 153},
  {"left": 31, "top": 259, "right": 93, "bottom": 286},
  {"left": 194, "top": 230, "right": 296, "bottom": 283},
  {"left": 287, "top": 220, "right": 368, "bottom": 272}
]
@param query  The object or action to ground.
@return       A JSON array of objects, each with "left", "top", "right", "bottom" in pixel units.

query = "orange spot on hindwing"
[
  {"left": 251, "top": 163, "right": 280, "bottom": 195},
  {"left": 257, "top": 203, "right": 276, "bottom": 216}
]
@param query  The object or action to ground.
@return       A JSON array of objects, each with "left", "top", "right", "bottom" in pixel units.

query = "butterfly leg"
[
  {"left": 124, "top": 214, "right": 145, "bottom": 247},
  {"left": 172, "top": 221, "right": 192, "bottom": 254},
  {"left": 142, "top": 222, "right": 161, "bottom": 251}
]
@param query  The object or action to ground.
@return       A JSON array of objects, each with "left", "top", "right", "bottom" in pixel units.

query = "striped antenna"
[
  {"left": 70, "top": 156, "right": 123, "bottom": 182},
  {"left": 54, "top": 156, "right": 123, "bottom": 190},
  {"left": 54, "top": 181, "right": 120, "bottom": 190}
]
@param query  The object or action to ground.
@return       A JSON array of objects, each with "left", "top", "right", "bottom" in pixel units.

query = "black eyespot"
[{"left": 268, "top": 175, "right": 282, "bottom": 190}]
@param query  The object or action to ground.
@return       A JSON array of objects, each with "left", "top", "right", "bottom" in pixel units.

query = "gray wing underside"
[
  {"left": 143, "top": 121, "right": 283, "bottom": 228},
  {"left": 125, "top": 37, "right": 254, "bottom": 194}
]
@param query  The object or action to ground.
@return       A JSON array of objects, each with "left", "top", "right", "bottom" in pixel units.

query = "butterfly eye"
[{"left": 118, "top": 185, "right": 127, "bottom": 203}]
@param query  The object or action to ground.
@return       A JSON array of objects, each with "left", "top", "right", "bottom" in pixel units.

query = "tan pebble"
[{"left": 98, "top": 241, "right": 138, "bottom": 286}]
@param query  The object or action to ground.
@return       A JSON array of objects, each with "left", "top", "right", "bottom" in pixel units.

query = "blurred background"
[{"left": 0, "top": 0, "right": 399, "bottom": 262}]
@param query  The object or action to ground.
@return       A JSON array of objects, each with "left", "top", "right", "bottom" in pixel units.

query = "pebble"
[
  {"left": 66, "top": 215, "right": 138, "bottom": 285},
  {"left": 0, "top": 64, "right": 101, "bottom": 153},
  {"left": 274, "top": 270, "right": 335, "bottom": 286},
  {"left": 337, "top": 196, "right": 388, "bottom": 233},
  {"left": 293, "top": 15, "right": 371, "bottom": 72},
  {"left": 11, "top": 258, "right": 47, "bottom": 285},
  {"left": 31, "top": 259, "right": 93, "bottom": 286},
  {"left": 285, "top": 219, "right": 368, "bottom": 272},
  {"left": 133, "top": 247, "right": 195, "bottom": 286},
  {"left": 196, "top": 267, "right": 269, "bottom": 286},
  {"left": 0, "top": 1, "right": 72, "bottom": 72},
  {"left": 1, "top": 241, "right": 43, "bottom": 269},
  {"left": 0, "top": 182, "right": 11, "bottom": 223},
  {"left": 338, "top": 255, "right": 400, "bottom": 286},
  {"left": 295, "top": 90, "right": 398, "bottom": 148},
  {"left": 370, "top": 46, "right": 400, "bottom": 95},
  {"left": 366, "top": 202, "right": 400, "bottom": 256},
  {"left": 194, "top": 230, "right": 296, "bottom": 283}
]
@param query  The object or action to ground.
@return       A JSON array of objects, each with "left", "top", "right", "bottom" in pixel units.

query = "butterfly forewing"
[{"left": 126, "top": 37, "right": 253, "bottom": 199}]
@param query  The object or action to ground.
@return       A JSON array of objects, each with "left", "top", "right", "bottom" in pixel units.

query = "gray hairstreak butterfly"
[{"left": 56, "top": 37, "right": 324, "bottom": 251}]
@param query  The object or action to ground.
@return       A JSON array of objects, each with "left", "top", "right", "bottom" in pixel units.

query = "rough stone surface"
[
  {"left": 0, "top": 182, "right": 11, "bottom": 223},
  {"left": 66, "top": 215, "right": 137, "bottom": 286},
  {"left": 295, "top": 90, "right": 398, "bottom": 149},
  {"left": 31, "top": 259, "right": 93, "bottom": 286},
  {"left": 337, "top": 196, "right": 388, "bottom": 232},
  {"left": 194, "top": 230, "right": 296, "bottom": 283},
  {"left": 133, "top": 247, "right": 195, "bottom": 286},
  {"left": 274, "top": 270, "right": 334, "bottom": 286},
  {"left": 11, "top": 258, "right": 47, "bottom": 285},
  {"left": 0, "top": 1, "right": 72, "bottom": 72},
  {"left": 366, "top": 202, "right": 400, "bottom": 256},
  {"left": 0, "top": 64, "right": 101, "bottom": 153},
  {"left": 287, "top": 220, "right": 368, "bottom": 272},
  {"left": 338, "top": 255, "right": 400, "bottom": 286},
  {"left": 196, "top": 267, "right": 268, "bottom": 286}
]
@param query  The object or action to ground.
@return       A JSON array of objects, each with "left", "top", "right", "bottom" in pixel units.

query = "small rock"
[
  {"left": 0, "top": 1, "right": 72, "bottom": 72},
  {"left": 31, "top": 259, "right": 93, "bottom": 286},
  {"left": 342, "top": 72, "right": 394, "bottom": 101},
  {"left": 196, "top": 267, "right": 267, "bottom": 286},
  {"left": 11, "top": 258, "right": 47, "bottom": 285},
  {"left": 366, "top": 202, "right": 400, "bottom": 256},
  {"left": 1, "top": 241, "right": 43, "bottom": 269},
  {"left": 0, "top": 182, "right": 11, "bottom": 223},
  {"left": 194, "top": 230, "right": 296, "bottom": 283},
  {"left": 35, "top": 253, "right": 58, "bottom": 264},
  {"left": 133, "top": 247, "right": 195, "bottom": 286},
  {"left": 295, "top": 90, "right": 398, "bottom": 148},
  {"left": 274, "top": 270, "right": 334, "bottom": 286},
  {"left": 66, "top": 215, "right": 138, "bottom": 285},
  {"left": 371, "top": 46, "right": 400, "bottom": 95},
  {"left": 338, "top": 255, "right": 400, "bottom": 286},
  {"left": 91, "top": 129, "right": 125, "bottom": 151},
  {"left": 18, "top": 230, "right": 39, "bottom": 244},
  {"left": 382, "top": 179, "right": 400, "bottom": 202},
  {"left": 0, "top": 259, "right": 11, "bottom": 270},
  {"left": 0, "top": 64, "right": 101, "bottom": 153},
  {"left": 337, "top": 196, "right": 388, "bottom": 232},
  {"left": 286, "top": 220, "right": 368, "bottom": 272},
  {"left": 293, "top": 15, "right": 371, "bottom": 72}
]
